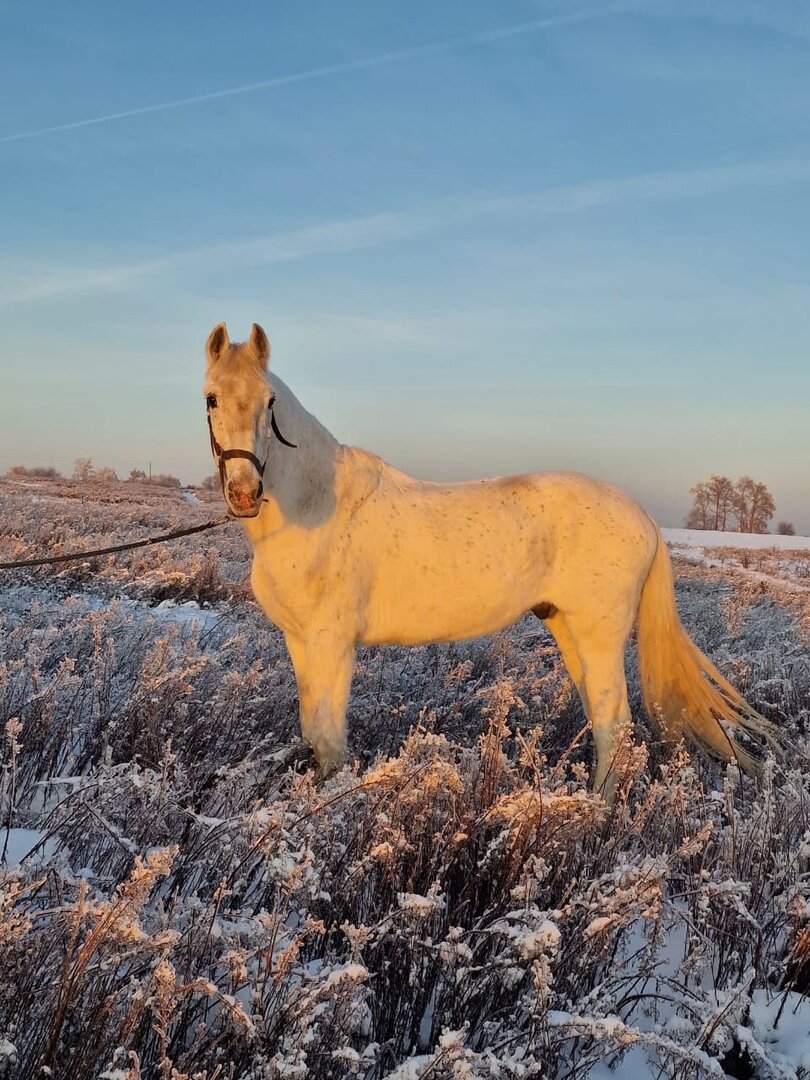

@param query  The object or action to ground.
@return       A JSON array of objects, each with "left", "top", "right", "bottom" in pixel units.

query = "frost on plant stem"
[{"left": 0, "top": 481, "right": 809, "bottom": 1077}]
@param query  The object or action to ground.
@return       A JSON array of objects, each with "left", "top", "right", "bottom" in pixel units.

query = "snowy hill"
[{"left": 663, "top": 527, "right": 810, "bottom": 551}]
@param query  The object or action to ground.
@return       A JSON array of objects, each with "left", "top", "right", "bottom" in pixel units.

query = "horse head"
[{"left": 203, "top": 321, "right": 296, "bottom": 518}]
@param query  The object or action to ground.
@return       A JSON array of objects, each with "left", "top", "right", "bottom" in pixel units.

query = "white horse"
[{"left": 203, "top": 322, "right": 779, "bottom": 797}]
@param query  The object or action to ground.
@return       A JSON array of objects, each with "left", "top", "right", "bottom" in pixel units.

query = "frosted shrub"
[{"left": 1, "top": 483, "right": 810, "bottom": 1076}]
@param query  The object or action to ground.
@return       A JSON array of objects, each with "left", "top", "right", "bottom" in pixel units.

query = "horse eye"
[
  {"left": 267, "top": 395, "right": 276, "bottom": 409},
  {"left": 206, "top": 394, "right": 218, "bottom": 409}
]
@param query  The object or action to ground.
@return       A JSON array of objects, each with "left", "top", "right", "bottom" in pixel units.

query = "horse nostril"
[{"left": 227, "top": 479, "right": 260, "bottom": 505}]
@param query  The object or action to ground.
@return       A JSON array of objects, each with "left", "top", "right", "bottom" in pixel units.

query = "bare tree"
[
  {"left": 706, "top": 475, "right": 735, "bottom": 531},
  {"left": 687, "top": 474, "right": 777, "bottom": 534},
  {"left": 776, "top": 521, "right": 796, "bottom": 536},
  {"left": 734, "top": 476, "right": 754, "bottom": 532},
  {"left": 734, "top": 476, "right": 775, "bottom": 534},
  {"left": 73, "top": 458, "right": 94, "bottom": 482},
  {"left": 686, "top": 482, "right": 711, "bottom": 529},
  {"left": 750, "top": 482, "right": 776, "bottom": 533},
  {"left": 200, "top": 474, "right": 220, "bottom": 492},
  {"left": 129, "top": 468, "right": 147, "bottom": 482},
  {"left": 6, "top": 465, "right": 61, "bottom": 479},
  {"left": 686, "top": 477, "right": 738, "bottom": 531},
  {"left": 94, "top": 466, "right": 119, "bottom": 484},
  {"left": 149, "top": 473, "right": 182, "bottom": 488}
]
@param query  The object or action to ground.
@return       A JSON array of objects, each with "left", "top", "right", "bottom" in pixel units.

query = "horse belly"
[{"left": 360, "top": 550, "right": 540, "bottom": 646}]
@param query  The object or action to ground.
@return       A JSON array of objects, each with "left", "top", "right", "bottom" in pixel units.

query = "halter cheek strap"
[
  {"left": 207, "top": 407, "right": 297, "bottom": 497},
  {"left": 270, "top": 410, "right": 297, "bottom": 448}
]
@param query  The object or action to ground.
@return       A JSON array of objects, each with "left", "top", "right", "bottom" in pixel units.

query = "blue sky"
[{"left": 1, "top": 0, "right": 809, "bottom": 529}]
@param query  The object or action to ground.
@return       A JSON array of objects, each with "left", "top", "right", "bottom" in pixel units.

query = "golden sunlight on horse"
[{"left": 203, "top": 321, "right": 782, "bottom": 800}]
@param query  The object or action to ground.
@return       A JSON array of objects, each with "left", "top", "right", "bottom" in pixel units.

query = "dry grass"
[{"left": 1, "top": 481, "right": 810, "bottom": 1078}]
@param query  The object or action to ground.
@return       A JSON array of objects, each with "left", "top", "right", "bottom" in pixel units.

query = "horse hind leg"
[
  {"left": 566, "top": 616, "right": 634, "bottom": 801},
  {"left": 535, "top": 607, "right": 591, "bottom": 720},
  {"left": 538, "top": 607, "right": 634, "bottom": 801}
]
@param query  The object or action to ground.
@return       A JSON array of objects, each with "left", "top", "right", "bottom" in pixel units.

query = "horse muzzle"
[{"left": 225, "top": 477, "right": 263, "bottom": 517}]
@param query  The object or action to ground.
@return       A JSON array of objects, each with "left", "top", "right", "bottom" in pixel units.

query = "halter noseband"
[{"left": 207, "top": 403, "right": 297, "bottom": 498}]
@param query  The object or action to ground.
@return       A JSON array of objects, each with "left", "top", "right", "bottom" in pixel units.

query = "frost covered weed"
[
  {"left": 0, "top": 479, "right": 249, "bottom": 602},
  {"left": 1, "top": 487, "right": 810, "bottom": 1076}
]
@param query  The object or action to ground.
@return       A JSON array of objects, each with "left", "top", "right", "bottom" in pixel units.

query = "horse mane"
[
  {"left": 259, "top": 374, "right": 341, "bottom": 529},
  {"left": 271, "top": 375, "right": 337, "bottom": 449}
]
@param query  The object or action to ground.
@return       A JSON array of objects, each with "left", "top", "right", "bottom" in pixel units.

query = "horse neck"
[{"left": 254, "top": 376, "right": 341, "bottom": 533}]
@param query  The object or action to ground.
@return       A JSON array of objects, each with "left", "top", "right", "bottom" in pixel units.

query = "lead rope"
[
  {"left": 2, "top": 403, "right": 299, "bottom": 572},
  {"left": 0, "top": 514, "right": 233, "bottom": 571}
]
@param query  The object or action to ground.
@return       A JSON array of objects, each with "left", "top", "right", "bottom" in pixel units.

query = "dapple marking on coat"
[{"left": 203, "top": 321, "right": 780, "bottom": 799}]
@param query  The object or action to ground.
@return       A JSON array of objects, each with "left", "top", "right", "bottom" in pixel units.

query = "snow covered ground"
[
  {"left": 1, "top": 481, "right": 810, "bottom": 1078},
  {"left": 664, "top": 527, "right": 810, "bottom": 551}
]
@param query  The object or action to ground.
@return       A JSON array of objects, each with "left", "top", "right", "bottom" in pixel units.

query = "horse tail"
[{"left": 636, "top": 526, "right": 782, "bottom": 772}]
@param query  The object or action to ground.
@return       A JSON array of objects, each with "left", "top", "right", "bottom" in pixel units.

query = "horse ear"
[
  {"left": 206, "top": 322, "right": 230, "bottom": 365},
  {"left": 248, "top": 323, "right": 270, "bottom": 366}
]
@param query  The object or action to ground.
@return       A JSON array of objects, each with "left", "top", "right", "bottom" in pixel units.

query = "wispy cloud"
[
  {"left": 0, "top": 3, "right": 650, "bottom": 144},
  {"left": 677, "top": 1, "right": 810, "bottom": 46},
  {"left": 3, "top": 156, "right": 809, "bottom": 307},
  {"left": 0, "top": 211, "right": 423, "bottom": 304}
]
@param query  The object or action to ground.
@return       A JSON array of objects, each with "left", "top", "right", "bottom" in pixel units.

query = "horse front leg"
[{"left": 284, "top": 630, "right": 356, "bottom": 773}]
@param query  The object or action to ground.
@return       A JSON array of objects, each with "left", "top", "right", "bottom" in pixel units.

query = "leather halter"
[{"left": 207, "top": 404, "right": 297, "bottom": 498}]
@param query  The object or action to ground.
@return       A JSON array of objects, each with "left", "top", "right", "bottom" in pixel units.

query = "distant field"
[
  {"left": 664, "top": 526, "right": 810, "bottom": 551},
  {"left": 1, "top": 478, "right": 809, "bottom": 1079}
]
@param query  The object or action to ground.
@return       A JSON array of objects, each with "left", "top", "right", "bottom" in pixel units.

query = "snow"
[
  {"left": 663, "top": 527, "right": 810, "bottom": 551},
  {"left": 0, "top": 1038, "right": 18, "bottom": 1076},
  {"left": 0, "top": 827, "right": 56, "bottom": 866},
  {"left": 514, "top": 921, "right": 561, "bottom": 959},
  {"left": 743, "top": 989, "right": 810, "bottom": 1072},
  {"left": 381, "top": 1056, "right": 433, "bottom": 1079},
  {"left": 586, "top": 1049, "right": 651, "bottom": 1080},
  {"left": 323, "top": 963, "right": 369, "bottom": 989},
  {"left": 584, "top": 915, "right": 618, "bottom": 938},
  {"left": 397, "top": 891, "right": 445, "bottom": 916},
  {"left": 3, "top": 482, "right": 810, "bottom": 1078},
  {"left": 146, "top": 598, "right": 222, "bottom": 629}
]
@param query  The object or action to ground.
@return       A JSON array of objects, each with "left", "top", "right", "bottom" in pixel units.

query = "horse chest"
[{"left": 249, "top": 535, "right": 357, "bottom": 636}]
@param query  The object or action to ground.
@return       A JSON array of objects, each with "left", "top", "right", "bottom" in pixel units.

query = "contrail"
[
  {"left": 5, "top": 155, "right": 806, "bottom": 306},
  {"left": 0, "top": 4, "right": 650, "bottom": 144}
]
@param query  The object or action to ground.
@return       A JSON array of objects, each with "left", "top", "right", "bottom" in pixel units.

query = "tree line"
[
  {"left": 5, "top": 459, "right": 182, "bottom": 488},
  {"left": 687, "top": 474, "right": 793, "bottom": 535},
  {"left": 5, "top": 461, "right": 796, "bottom": 534}
]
